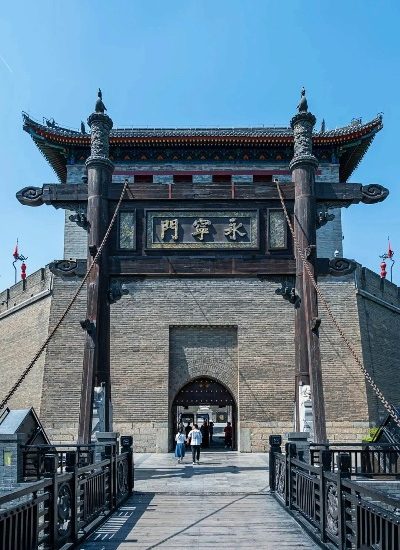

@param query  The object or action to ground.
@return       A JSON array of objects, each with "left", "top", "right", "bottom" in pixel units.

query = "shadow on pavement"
[
  {"left": 78, "top": 492, "right": 156, "bottom": 550},
  {"left": 135, "top": 464, "right": 269, "bottom": 481}
]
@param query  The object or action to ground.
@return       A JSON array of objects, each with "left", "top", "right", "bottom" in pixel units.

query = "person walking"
[
  {"left": 175, "top": 429, "right": 186, "bottom": 464},
  {"left": 209, "top": 421, "right": 214, "bottom": 445},
  {"left": 188, "top": 424, "right": 202, "bottom": 464},
  {"left": 200, "top": 420, "right": 210, "bottom": 448},
  {"left": 224, "top": 421, "right": 233, "bottom": 449},
  {"left": 185, "top": 421, "right": 192, "bottom": 448}
]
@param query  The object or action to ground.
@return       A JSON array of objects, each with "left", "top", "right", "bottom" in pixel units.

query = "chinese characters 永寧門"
[
  {"left": 192, "top": 218, "right": 212, "bottom": 241},
  {"left": 160, "top": 218, "right": 179, "bottom": 241},
  {"left": 224, "top": 218, "right": 247, "bottom": 241},
  {"left": 148, "top": 210, "right": 258, "bottom": 249}
]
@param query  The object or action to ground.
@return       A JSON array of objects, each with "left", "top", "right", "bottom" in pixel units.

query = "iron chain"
[
  {"left": 275, "top": 179, "right": 400, "bottom": 429},
  {"left": 0, "top": 179, "right": 130, "bottom": 411}
]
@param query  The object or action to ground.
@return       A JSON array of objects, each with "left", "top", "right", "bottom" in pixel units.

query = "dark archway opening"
[{"left": 171, "top": 377, "right": 237, "bottom": 451}]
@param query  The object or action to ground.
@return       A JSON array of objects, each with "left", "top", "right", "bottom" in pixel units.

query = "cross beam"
[{"left": 16, "top": 181, "right": 389, "bottom": 207}]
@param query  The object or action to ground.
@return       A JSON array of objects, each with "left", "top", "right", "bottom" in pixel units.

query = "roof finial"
[
  {"left": 297, "top": 87, "right": 308, "bottom": 113},
  {"left": 95, "top": 88, "right": 107, "bottom": 114},
  {"left": 320, "top": 118, "right": 325, "bottom": 133}
]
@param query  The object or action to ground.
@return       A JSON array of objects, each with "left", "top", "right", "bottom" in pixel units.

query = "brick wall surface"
[
  {"left": 356, "top": 268, "right": 400, "bottom": 426},
  {"left": 169, "top": 326, "right": 238, "bottom": 405},
  {"left": 110, "top": 277, "right": 296, "bottom": 452},
  {"left": 316, "top": 163, "right": 342, "bottom": 259},
  {"left": 2, "top": 260, "right": 395, "bottom": 451},
  {"left": 109, "top": 273, "right": 382, "bottom": 451},
  {"left": 39, "top": 276, "right": 87, "bottom": 442},
  {"left": 64, "top": 165, "right": 88, "bottom": 260},
  {"left": 318, "top": 274, "right": 371, "bottom": 441},
  {"left": 0, "top": 268, "right": 53, "bottom": 415}
]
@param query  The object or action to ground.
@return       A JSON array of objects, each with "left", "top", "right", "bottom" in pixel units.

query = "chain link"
[
  {"left": 0, "top": 179, "right": 130, "bottom": 411},
  {"left": 275, "top": 179, "right": 400, "bottom": 428}
]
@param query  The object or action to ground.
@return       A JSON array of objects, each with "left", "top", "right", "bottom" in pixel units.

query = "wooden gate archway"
[{"left": 171, "top": 377, "right": 237, "bottom": 450}]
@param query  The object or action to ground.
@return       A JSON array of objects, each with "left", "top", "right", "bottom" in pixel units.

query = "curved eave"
[{"left": 23, "top": 113, "right": 383, "bottom": 183}]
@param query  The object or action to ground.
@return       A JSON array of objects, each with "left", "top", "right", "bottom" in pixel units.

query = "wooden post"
[
  {"left": 78, "top": 93, "right": 114, "bottom": 444},
  {"left": 290, "top": 92, "right": 327, "bottom": 443}
]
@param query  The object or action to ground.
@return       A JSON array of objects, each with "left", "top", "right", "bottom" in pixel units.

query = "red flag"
[
  {"left": 13, "top": 240, "right": 19, "bottom": 260},
  {"left": 388, "top": 240, "right": 394, "bottom": 259}
]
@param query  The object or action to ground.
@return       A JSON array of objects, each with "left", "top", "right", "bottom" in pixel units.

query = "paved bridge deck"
[{"left": 79, "top": 452, "right": 319, "bottom": 549}]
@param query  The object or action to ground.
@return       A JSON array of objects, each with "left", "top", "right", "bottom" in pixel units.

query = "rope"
[
  {"left": 0, "top": 179, "right": 129, "bottom": 411},
  {"left": 275, "top": 179, "right": 400, "bottom": 428}
]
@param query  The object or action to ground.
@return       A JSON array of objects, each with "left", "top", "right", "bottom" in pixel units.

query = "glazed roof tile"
[{"left": 22, "top": 113, "right": 383, "bottom": 183}]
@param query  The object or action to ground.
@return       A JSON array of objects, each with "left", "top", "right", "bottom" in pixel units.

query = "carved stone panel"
[
  {"left": 118, "top": 211, "right": 136, "bottom": 250},
  {"left": 268, "top": 209, "right": 287, "bottom": 249},
  {"left": 146, "top": 210, "right": 259, "bottom": 249}
]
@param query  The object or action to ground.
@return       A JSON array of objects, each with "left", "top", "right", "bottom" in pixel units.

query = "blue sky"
[{"left": 0, "top": 1, "right": 399, "bottom": 287}]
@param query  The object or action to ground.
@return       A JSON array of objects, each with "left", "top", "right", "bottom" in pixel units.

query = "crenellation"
[{"left": 0, "top": 267, "right": 52, "bottom": 315}]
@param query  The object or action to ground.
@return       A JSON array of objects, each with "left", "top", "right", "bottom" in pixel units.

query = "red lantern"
[
  {"left": 380, "top": 260, "right": 387, "bottom": 279},
  {"left": 21, "top": 262, "right": 27, "bottom": 280}
]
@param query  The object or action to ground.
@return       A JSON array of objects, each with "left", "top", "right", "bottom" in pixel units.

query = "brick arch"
[
  {"left": 168, "top": 325, "right": 238, "bottom": 409},
  {"left": 172, "top": 375, "right": 237, "bottom": 408}
]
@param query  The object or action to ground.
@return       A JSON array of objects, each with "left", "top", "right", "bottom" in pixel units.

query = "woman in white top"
[{"left": 175, "top": 429, "right": 186, "bottom": 463}]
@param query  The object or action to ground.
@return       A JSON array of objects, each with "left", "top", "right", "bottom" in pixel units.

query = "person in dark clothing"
[
  {"left": 224, "top": 422, "right": 233, "bottom": 449},
  {"left": 185, "top": 422, "right": 192, "bottom": 447},
  {"left": 200, "top": 420, "right": 210, "bottom": 448},
  {"left": 209, "top": 421, "right": 214, "bottom": 444}
]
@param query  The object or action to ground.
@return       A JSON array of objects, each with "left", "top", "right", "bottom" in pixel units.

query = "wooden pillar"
[
  {"left": 290, "top": 95, "right": 327, "bottom": 443},
  {"left": 78, "top": 93, "right": 113, "bottom": 444}
]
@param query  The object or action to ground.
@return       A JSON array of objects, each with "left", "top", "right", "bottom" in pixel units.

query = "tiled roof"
[{"left": 22, "top": 113, "right": 383, "bottom": 182}]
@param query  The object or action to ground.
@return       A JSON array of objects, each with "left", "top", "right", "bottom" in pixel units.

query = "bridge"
[{"left": 2, "top": 438, "right": 400, "bottom": 549}]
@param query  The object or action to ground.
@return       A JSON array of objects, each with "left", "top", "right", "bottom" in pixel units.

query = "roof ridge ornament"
[
  {"left": 95, "top": 88, "right": 107, "bottom": 114},
  {"left": 87, "top": 88, "right": 113, "bottom": 167},
  {"left": 290, "top": 87, "right": 317, "bottom": 170},
  {"left": 297, "top": 87, "right": 308, "bottom": 113}
]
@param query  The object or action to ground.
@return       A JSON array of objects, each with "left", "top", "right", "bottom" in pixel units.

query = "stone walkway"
[{"left": 79, "top": 452, "right": 319, "bottom": 549}]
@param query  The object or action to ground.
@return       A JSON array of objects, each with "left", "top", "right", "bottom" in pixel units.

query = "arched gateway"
[{"left": 171, "top": 377, "right": 237, "bottom": 450}]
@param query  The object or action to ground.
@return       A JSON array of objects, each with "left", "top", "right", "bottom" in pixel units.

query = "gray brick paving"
[{"left": 79, "top": 452, "right": 319, "bottom": 549}]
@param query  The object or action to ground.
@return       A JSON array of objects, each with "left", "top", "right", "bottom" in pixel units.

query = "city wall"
[{"left": 1, "top": 265, "right": 399, "bottom": 450}]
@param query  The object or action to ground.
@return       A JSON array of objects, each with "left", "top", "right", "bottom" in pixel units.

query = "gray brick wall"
[
  {"left": 64, "top": 209, "right": 87, "bottom": 260},
  {"left": 39, "top": 276, "right": 87, "bottom": 442},
  {"left": 0, "top": 268, "right": 53, "bottom": 415},
  {"left": 169, "top": 326, "right": 238, "bottom": 406},
  {"left": 110, "top": 277, "right": 296, "bottom": 452},
  {"left": 318, "top": 274, "right": 370, "bottom": 441},
  {"left": 1, "top": 265, "right": 397, "bottom": 450},
  {"left": 64, "top": 165, "right": 88, "bottom": 260},
  {"left": 356, "top": 268, "right": 400, "bottom": 426},
  {"left": 316, "top": 163, "right": 343, "bottom": 259}
]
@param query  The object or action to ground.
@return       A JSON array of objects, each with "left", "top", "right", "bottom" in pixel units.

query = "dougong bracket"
[
  {"left": 275, "top": 282, "right": 301, "bottom": 308},
  {"left": 69, "top": 212, "right": 89, "bottom": 229},
  {"left": 16, "top": 186, "right": 44, "bottom": 206},
  {"left": 49, "top": 259, "right": 86, "bottom": 278},
  {"left": 361, "top": 184, "right": 389, "bottom": 204},
  {"left": 108, "top": 281, "right": 129, "bottom": 304},
  {"left": 316, "top": 207, "right": 335, "bottom": 228},
  {"left": 329, "top": 257, "right": 357, "bottom": 276}
]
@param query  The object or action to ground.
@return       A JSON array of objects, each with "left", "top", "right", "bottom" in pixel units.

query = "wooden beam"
[
  {"left": 109, "top": 256, "right": 296, "bottom": 276},
  {"left": 16, "top": 181, "right": 389, "bottom": 206}
]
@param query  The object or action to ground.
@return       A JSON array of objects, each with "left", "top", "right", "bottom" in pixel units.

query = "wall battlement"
[
  {"left": 0, "top": 267, "right": 53, "bottom": 316},
  {"left": 356, "top": 265, "right": 400, "bottom": 309}
]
